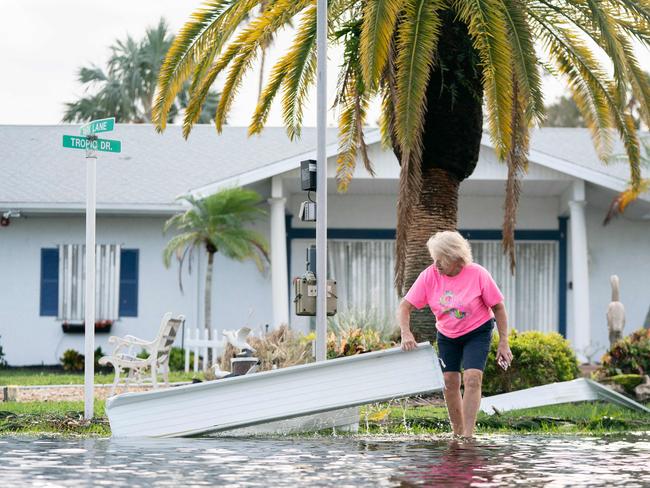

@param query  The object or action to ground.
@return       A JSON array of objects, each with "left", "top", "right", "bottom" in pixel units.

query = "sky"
[{"left": 1, "top": 1, "right": 648, "bottom": 128}]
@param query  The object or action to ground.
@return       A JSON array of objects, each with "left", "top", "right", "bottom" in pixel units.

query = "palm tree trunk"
[
  {"left": 205, "top": 250, "right": 215, "bottom": 367},
  {"left": 401, "top": 13, "right": 484, "bottom": 343},
  {"left": 406, "top": 169, "right": 459, "bottom": 341}
]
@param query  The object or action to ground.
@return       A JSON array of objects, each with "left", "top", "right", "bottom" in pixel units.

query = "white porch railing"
[{"left": 184, "top": 328, "right": 227, "bottom": 372}]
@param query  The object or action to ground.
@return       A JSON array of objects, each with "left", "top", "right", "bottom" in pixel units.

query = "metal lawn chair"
[{"left": 99, "top": 312, "right": 185, "bottom": 396}]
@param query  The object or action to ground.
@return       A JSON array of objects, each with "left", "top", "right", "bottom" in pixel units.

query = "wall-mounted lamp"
[{"left": 1, "top": 210, "right": 22, "bottom": 227}]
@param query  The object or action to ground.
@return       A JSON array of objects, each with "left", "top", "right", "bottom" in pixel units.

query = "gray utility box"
[{"left": 293, "top": 277, "right": 337, "bottom": 316}]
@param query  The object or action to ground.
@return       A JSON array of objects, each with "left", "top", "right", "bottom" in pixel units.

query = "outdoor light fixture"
[
  {"left": 1, "top": 210, "right": 21, "bottom": 227},
  {"left": 298, "top": 159, "right": 317, "bottom": 222}
]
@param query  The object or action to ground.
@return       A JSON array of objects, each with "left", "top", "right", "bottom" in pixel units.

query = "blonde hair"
[{"left": 427, "top": 231, "right": 473, "bottom": 266}]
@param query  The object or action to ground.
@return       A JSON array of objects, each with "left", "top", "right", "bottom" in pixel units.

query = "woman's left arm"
[{"left": 492, "top": 302, "right": 513, "bottom": 365}]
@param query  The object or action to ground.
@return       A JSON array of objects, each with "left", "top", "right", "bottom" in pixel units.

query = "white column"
[
  {"left": 268, "top": 176, "right": 289, "bottom": 327},
  {"left": 569, "top": 180, "right": 591, "bottom": 363}
]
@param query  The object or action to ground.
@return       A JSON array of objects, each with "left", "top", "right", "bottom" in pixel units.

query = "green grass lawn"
[
  {"left": 360, "top": 401, "right": 650, "bottom": 435},
  {"left": 0, "top": 368, "right": 202, "bottom": 385},
  {"left": 0, "top": 401, "right": 110, "bottom": 436},
  {"left": 1, "top": 400, "right": 648, "bottom": 437}
]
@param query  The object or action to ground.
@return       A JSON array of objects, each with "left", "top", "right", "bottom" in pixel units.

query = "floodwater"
[{"left": 0, "top": 433, "right": 649, "bottom": 487}]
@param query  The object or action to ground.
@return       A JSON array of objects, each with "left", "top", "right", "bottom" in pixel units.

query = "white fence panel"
[{"left": 184, "top": 328, "right": 227, "bottom": 372}]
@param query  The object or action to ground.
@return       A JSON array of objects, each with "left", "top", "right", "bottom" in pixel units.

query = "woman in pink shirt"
[{"left": 398, "top": 231, "right": 513, "bottom": 438}]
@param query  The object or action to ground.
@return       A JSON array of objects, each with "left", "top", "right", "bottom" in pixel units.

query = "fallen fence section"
[
  {"left": 106, "top": 343, "right": 442, "bottom": 437},
  {"left": 480, "top": 378, "right": 650, "bottom": 415}
]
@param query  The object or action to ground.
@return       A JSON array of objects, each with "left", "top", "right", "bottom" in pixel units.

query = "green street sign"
[
  {"left": 62, "top": 135, "right": 122, "bottom": 153},
  {"left": 80, "top": 117, "right": 115, "bottom": 136}
]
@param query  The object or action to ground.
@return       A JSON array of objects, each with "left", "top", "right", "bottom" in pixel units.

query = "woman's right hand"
[{"left": 401, "top": 329, "right": 417, "bottom": 351}]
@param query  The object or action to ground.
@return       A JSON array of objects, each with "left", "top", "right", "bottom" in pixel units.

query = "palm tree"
[
  {"left": 163, "top": 188, "right": 269, "bottom": 354},
  {"left": 63, "top": 18, "right": 220, "bottom": 124},
  {"left": 153, "top": 1, "right": 650, "bottom": 341}
]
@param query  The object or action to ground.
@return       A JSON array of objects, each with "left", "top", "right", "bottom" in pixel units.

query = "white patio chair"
[{"left": 99, "top": 312, "right": 185, "bottom": 396}]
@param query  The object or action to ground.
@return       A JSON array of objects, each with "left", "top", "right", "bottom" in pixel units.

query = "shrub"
[
  {"left": 482, "top": 330, "right": 580, "bottom": 395},
  {"left": 168, "top": 347, "right": 195, "bottom": 371},
  {"left": 327, "top": 309, "right": 398, "bottom": 358},
  {"left": 60, "top": 349, "right": 84, "bottom": 372},
  {"left": 597, "top": 328, "right": 650, "bottom": 378},
  {"left": 60, "top": 347, "right": 107, "bottom": 372}
]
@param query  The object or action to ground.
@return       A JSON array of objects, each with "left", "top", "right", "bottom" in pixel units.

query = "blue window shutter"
[
  {"left": 40, "top": 248, "right": 59, "bottom": 316},
  {"left": 119, "top": 249, "right": 139, "bottom": 317}
]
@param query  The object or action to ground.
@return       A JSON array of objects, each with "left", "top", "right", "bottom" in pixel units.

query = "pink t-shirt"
[{"left": 404, "top": 263, "right": 504, "bottom": 338}]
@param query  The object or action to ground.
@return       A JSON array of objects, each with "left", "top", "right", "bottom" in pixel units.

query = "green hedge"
[{"left": 482, "top": 330, "right": 580, "bottom": 395}]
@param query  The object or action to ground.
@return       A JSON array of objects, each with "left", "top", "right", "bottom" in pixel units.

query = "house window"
[
  {"left": 327, "top": 240, "right": 399, "bottom": 322},
  {"left": 325, "top": 239, "right": 558, "bottom": 333},
  {"left": 58, "top": 244, "right": 121, "bottom": 321},
  {"left": 39, "top": 246, "right": 139, "bottom": 319},
  {"left": 470, "top": 241, "right": 559, "bottom": 333}
]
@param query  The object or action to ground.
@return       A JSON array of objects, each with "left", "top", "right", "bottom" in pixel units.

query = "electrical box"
[
  {"left": 293, "top": 276, "right": 337, "bottom": 316},
  {"left": 300, "top": 159, "right": 317, "bottom": 191}
]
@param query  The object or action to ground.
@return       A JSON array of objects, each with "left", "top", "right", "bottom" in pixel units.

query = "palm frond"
[
  {"left": 359, "top": 0, "right": 404, "bottom": 90},
  {"left": 280, "top": 4, "right": 318, "bottom": 140},
  {"left": 454, "top": 0, "right": 513, "bottom": 159},
  {"left": 617, "top": 34, "right": 650, "bottom": 128},
  {"left": 162, "top": 232, "right": 200, "bottom": 268},
  {"left": 249, "top": 56, "right": 290, "bottom": 134},
  {"left": 501, "top": 0, "right": 545, "bottom": 124},
  {"left": 604, "top": 178, "right": 650, "bottom": 224},
  {"left": 531, "top": 14, "right": 614, "bottom": 158},
  {"left": 394, "top": 0, "right": 442, "bottom": 158},
  {"left": 336, "top": 80, "right": 371, "bottom": 191},
  {"left": 502, "top": 77, "right": 529, "bottom": 274},
  {"left": 152, "top": 0, "right": 237, "bottom": 131},
  {"left": 533, "top": 17, "right": 641, "bottom": 187},
  {"left": 578, "top": 0, "right": 629, "bottom": 102},
  {"left": 183, "top": 0, "right": 309, "bottom": 137}
]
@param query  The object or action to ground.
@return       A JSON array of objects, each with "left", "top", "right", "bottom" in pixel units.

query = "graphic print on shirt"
[{"left": 439, "top": 290, "right": 467, "bottom": 319}]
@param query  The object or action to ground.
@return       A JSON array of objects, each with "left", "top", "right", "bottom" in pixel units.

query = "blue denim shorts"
[{"left": 436, "top": 319, "right": 494, "bottom": 373}]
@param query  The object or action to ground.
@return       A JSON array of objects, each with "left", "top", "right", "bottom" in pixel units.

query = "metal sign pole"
[
  {"left": 315, "top": 0, "right": 328, "bottom": 362},
  {"left": 84, "top": 140, "right": 97, "bottom": 419},
  {"left": 61, "top": 119, "right": 120, "bottom": 419}
]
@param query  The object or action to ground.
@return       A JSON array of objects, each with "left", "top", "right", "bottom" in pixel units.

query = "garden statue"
[{"left": 607, "top": 275, "right": 625, "bottom": 347}]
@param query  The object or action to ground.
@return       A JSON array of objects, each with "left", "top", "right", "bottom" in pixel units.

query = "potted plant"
[{"left": 62, "top": 319, "right": 114, "bottom": 334}]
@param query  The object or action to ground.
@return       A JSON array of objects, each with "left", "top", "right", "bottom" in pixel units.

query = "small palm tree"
[{"left": 163, "top": 188, "right": 269, "bottom": 350}]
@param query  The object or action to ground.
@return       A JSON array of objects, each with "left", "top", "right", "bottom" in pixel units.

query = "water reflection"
[{"left": 0, "top": 433, "right": 649, "bottom": 487}]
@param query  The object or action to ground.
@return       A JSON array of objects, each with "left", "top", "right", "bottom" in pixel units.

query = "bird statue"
[
  {"left": 222, "top": 327, "right": 256, "bottom": 353},
  {"left": 211, "top": 363, "right": 231, "bottom": 379},
  {"left": 607, "top": 275, "right": 625, "bottom": 347}
]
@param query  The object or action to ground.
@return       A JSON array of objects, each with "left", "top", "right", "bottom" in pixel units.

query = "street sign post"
[
  {"left": 80, "top": 117, "right": 115, "bottom": 136},
  {"left": 62, "top": 119, "right": 121, "bottom": 420},
  {"left": 62, "top": 135, "right": 121, "bottom": 153}
]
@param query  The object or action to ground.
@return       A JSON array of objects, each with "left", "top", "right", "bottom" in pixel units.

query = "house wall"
[
  {"left": 287, "top": 190, "right": 564, "bottom": 334},
  {"left": 582, "top": 206, "right": 650, "bottom": 359},
  {"left": 0, "top": 215, "right": 273, "bottom": 366}
]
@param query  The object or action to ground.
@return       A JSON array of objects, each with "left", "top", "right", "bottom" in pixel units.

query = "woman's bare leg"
[
  {"left": 461, "top": 369, "right": 483, "bottom": 437},
  {"left": 443, "top": 372, "right": 464, "bottom": 435}
]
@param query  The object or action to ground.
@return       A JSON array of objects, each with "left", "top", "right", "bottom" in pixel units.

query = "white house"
[{"left": 1, "top": 124, "right": 649, "bottom": 366}]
